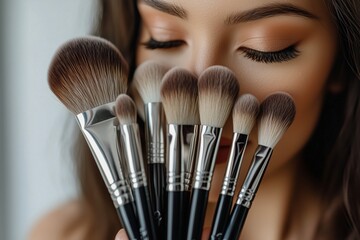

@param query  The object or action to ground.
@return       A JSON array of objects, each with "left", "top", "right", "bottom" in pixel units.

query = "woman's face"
[{"left": 136, "top": 0, "right": 337, "bottom": 201}]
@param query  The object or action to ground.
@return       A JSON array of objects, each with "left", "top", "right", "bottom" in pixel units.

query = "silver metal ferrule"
[
  {"left": 193, "top": 125, "right": 222, "bottom": 191},
  {"left": 76, "top": 102, "right": 133, "bottom": 207},
  {"left": 220, "top": 133, "right": 248, "bottom": 196},
  {"left": 144, "top": 102, "right": 166, "bottom": 164},
  {"left": 166, "top": 124, "right": 199, "bottom": 192},
  {"left": 184, "top": 124, "right": 200, "bottom": 191},
  {"left": 236, "top": 145, "right": 273, "bottom": 208},
  {"left": 119, "top": 123, "right": 147, "bottom": 189}
]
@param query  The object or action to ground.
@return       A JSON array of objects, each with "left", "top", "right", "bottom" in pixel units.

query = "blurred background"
[{"left": 0, "top": 0, "right": 96, "bottom": 239}]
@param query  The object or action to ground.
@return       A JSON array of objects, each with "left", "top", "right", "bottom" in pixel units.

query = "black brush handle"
[
  {"left": 116, "top": 202, "right": 141, "bottom": 240},
  {"left": 209, "top": 194, "right": 233, "bottom": 240},
  {"left": 149, "top": 163, "right": 166, "bottom": 229},
  {"left": 166, "top": 190, "right": 190, "bottom": 240},
  {"left": 222, "top": 204, "right": 249, "bottom": 240},
  {"left": 186, "top": 188, "right": 209, "bottom": 240},
  {"left": 133, "top": 186, "right": 158, "bottom": 240}
]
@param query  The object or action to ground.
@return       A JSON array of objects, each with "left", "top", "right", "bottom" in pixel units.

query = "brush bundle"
[{"left": 48, "top": 36, "right": 296, "bottom": 240}]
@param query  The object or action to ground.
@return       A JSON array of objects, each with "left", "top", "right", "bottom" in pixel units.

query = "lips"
[{"left": 215, "top": 137, "right": 232, "bottom": 164}]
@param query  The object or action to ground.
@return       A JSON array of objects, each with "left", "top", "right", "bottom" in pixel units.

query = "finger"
[{"left": 115, "top": 229, "right": 129, "bottom": 240}]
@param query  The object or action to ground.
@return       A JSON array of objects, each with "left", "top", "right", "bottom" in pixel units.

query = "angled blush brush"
[
  {"left": 133, "top": 61, "right": 168, "bottom": 231},
  {"left": 116, "top": 94, "right": 158, "bottom": 240},
  {"left": 186, "top": 66, "right": 239, "bottom": 240},
  {"left": 160, "top": 67, "right": 200, "bottom": 240},
  {"left": 210, "top": 94, "right": 259, "bottom": 240},
  {"left": 222, "top": 92, "right": 296, "bottom": 240},
  {"left": 48, "top": 36, "right": 141, "bottom": 239}
]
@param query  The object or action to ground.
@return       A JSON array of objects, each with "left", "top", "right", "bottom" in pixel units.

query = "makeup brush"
[
  {"left": 160, "top": 67, "right": 200, "bottom": 240},
  {"left": 48, "top": 36, "right": 141, "bottom": 239},
  {"left": 116, "top": 94, "right": 158, "bottom": 240},
  {"left": 129, "top": 80, "right": 145, "bottom": 120},
  {"left": 210, "top": 94, "right": 259, "bottom": 240},
  {"left": 133, "top": 60, "right": 168, "bottom": 230},
  {"left": 222, "top": 92, "right": 296, "bottom": 240},
  {"left": 186, "top": 66, "right": 239, "bottom": 240}
]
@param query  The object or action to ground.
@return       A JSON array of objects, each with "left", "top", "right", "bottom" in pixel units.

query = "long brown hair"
[{"left": 72, "top": 0, "right": 360, "bottom": 239}]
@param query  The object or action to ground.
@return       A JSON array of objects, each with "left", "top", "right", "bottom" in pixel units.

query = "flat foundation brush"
[
  {"left": 222, "top": 92, "right": 296, "bottom": 240},
  {"left": 48, "top": 37, "right": 141, "bottom": 239},
  {"left": 186, "top": 66, "right": 239, "bottom": 240},
  {"left": 116, "top": 94, "right": 158, "bottom": 240},
  {"left": 133, "top": 61, "right": 168, "bottom": 231},
  {"left": 160, "top": 67, "right": 200, "bottom": 240},
  {"left": 210, "top": 94, "right": 259, "bottom": 240}
]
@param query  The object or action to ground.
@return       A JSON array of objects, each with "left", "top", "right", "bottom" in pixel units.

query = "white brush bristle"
[
  {"left": 115, "top": 94, "right": 137, "bottom": 125},
  {"left": 161, "top": 67, "right": 199, "bottom": 125},
  {"left": 198, "top": 66, "right": 239, "bottom": 128},
  {"left": 258, "top": 92, "right": 296, "bottom": 148},
  {"left": 48, "top": 36, "right": 128, "bottom": 114},
  {"left": 233, "top": 94, "right": 259, "bottom": 134},
  {"left": 133, "top": 60, "right": 168, "bottom": 103}
]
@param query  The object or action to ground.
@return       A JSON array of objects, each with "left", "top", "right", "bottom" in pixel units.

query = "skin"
[{"left": 118, "top": 0, "right": 338, "bottom": 239}]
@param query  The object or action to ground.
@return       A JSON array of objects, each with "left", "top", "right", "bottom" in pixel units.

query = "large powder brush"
[{"left": 48, "top": 36, "right": 141, "bottom": 240}]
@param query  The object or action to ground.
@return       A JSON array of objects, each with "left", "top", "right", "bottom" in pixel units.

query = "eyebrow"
[
  {"left": 225, "top": 3, "right": 319, "bottom": 24},
  {"left": 141, "top": 0, "right": 187, "bottom": 19},
  {"left": 140, "top": 1, "right": 318, "bottom": 24}
]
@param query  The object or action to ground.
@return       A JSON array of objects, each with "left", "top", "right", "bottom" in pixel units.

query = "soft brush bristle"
[
  {"left": 160, "top": 67, "right": 199, "bottom": 125},
  {"left": 198, "top": 66, "right": 239, "bottom": 128},
  {"left": 129, "top": 80, "right": 145, "bottom": 120},
  {"left": 48, "top": 36, "right": 128, "bottom": 114},
  {"left": 115, "top": 94, "right": 137, "bottom": 125},
  {"left": 233, "top": 94, "right": 259, "bottom": 134},
  {"left": 133, "top": 60, "right": 168, "bottom": 103},
  {"left": 258, "top": 92, "right": 296, "bottom": 148}
]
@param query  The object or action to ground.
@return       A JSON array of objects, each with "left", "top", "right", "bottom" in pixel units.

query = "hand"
[{"left": 114, "top": 228, "right": 211, "bottom": 240}]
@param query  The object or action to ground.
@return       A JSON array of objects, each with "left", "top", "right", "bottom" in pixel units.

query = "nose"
[{"left": 184, "top": 40, "right": 228, "bottom": 77}]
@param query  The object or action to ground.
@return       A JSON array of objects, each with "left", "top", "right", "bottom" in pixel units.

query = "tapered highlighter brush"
[
  {"left": 160, "top": 67, "right": 200, "bottom": 240},
  {"left": 209, "top": 94, "right": 259, "bottom": 240},
  {"left": 186, "top": 66, "right": 239, "bottom": 240},
  {"left": 47, "top": 37, "right": 141, "bottom": 239},
  {"left": 116, "top": 94, "right": 158, "bottom": 240},
  {"left": 133, "top": 61, "right": 168, "bottom": 229},
  {"left": 222, "top": 92, "right": 296, "bottom": 240}
]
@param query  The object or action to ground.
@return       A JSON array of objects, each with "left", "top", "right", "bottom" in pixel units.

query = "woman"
[{"left": 30, "top": 0, "right": 360, "bottom": 239}]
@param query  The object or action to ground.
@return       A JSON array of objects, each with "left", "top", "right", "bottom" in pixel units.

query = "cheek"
[{"left": 226, "top": 34, "right": 336, "bottom": 177}]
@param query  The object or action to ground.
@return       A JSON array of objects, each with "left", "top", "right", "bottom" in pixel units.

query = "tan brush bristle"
[
  {"left": 258, "top": 92, "right": 296, "bottom": 148},
  {"left": 133, "top": 60, "right": 168, "bottom": 103},
  {"left": 115, "top": 94, "right": 137, "bottom": 125},
  {"left": 48, "top": 36, "right": 128, "bottom": 114},
  {"left": 160, "top": 67, "right": 199, "bottom": 125},
  {"left": 233, "top": 94, "right": 260, "bottom": 134},
  {"left": 198, "top": 66, "right": 239, "bottom": 128}
]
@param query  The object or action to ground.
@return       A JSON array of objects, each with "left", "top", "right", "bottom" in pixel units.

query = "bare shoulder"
[{"left": 28, "top": 199, "right": 88, "bottom": 240}]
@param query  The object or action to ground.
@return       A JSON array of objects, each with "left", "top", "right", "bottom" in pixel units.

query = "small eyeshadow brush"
[{"left": 222, "top": 92, "right": 296, "bottom": 240}]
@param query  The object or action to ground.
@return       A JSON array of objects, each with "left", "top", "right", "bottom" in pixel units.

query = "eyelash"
[
  {"left": 240, "top": 46, "right": 300, "bottom": 63},
  {"left": 143, "top": 38, "right": 299, "bottom": 63},
  {"left": 143, "top": 38, "right": 184, "bottom": 49}
]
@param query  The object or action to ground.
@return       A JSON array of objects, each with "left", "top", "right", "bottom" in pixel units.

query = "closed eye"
[
  {"left": 143, "top": 38, "right": 185, "bottom": 49},
  {"left": 239, "top": 45, "right": 299, "bottom": 63}
]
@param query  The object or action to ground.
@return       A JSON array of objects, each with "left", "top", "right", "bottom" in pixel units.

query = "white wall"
[{"left": 2, "top": 1, "right": 96, "bottom": 239}]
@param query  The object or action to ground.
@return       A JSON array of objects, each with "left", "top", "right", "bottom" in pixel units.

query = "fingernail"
[{"left": 115, "top": 229, "right": 126, "bottom": 240}]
